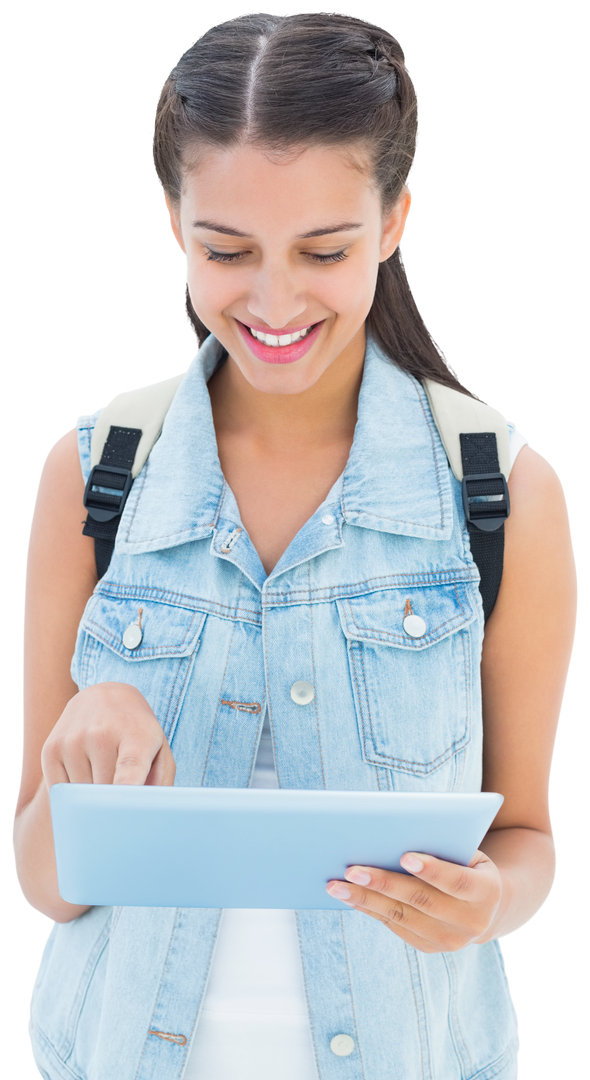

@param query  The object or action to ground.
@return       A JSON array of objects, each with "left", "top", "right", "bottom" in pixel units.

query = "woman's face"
[{"left": 167, "top": 143, "right": 411, "bottom": 395}]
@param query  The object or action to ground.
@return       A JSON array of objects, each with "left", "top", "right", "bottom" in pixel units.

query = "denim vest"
[{"left": 30, "top": 335, "right": 518, "bottom": 1080}]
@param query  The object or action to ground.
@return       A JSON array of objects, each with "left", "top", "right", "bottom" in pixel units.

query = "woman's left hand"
[{"left": 326, "top": 850, "right": 503, "bottom": 953}]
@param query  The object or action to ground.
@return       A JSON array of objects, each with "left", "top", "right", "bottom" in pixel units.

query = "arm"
[
  {"left": 475, "top": 443, "right": 575, "bottom": 938},
  {"left": 14, "top": 430, "right": 97, "bottom": 922},
  {"left": 326, "top": 446, "right": 576, "bottom": 949},
  {"left": 14, "top": 430, "right": 175, "bottom": 923}
]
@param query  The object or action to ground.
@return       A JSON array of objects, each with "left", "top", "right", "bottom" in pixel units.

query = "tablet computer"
[{"left": 50, "top": 784, "right": 503, "bottom": 909}]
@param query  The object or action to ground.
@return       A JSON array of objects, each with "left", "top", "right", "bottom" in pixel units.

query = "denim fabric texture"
[{"left": 30, "top": 334, "right": 518, "bottom": 1080}]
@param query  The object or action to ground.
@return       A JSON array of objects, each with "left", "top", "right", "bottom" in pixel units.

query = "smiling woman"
[
  {"left": 165, "top": 143, "right": 409, "bottom": 391},
  {"left": 15, "top": 11, "right": 575, "bottom": 1080}
]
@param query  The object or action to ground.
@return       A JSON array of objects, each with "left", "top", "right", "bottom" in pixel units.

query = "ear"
[
  {"left": 379, "top": 188, "right": 411, "bottom": 262},
  {"left": 165, "top": 193, "right": 186, "bottom": 254}
]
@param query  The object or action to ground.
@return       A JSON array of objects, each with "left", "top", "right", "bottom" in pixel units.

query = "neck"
[{"left": 207, "top": 326, "right": 366, "bottom": 450}]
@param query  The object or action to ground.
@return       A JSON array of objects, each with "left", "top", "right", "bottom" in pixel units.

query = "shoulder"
[
  {"left": 27, "top": 425, "right": 96, "bottom": 587},
  {"left": 491, "top": 445, "right": 575, "bottom": 632},
  {"left": 507, "top": 445, "right": 569, "bottom": 533},
  {"left": 40, "top": 427, "right": 86, "bottom": 500}
]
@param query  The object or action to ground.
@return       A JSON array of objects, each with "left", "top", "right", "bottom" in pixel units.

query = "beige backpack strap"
[
  {"left": 422, "top": 378, "right": 511, "bottom": 481},
  {"left": 90, "top": 372, "right": 186, "bottom": 479}
]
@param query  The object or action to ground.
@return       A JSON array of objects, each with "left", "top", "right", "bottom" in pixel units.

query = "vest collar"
[{"left": 116, "top": 333, "right": 454, "bottom": 556}]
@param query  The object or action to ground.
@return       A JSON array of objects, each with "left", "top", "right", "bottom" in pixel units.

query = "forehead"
[{"left": 179, "top": 143, "right": 380, "bottom": 235}]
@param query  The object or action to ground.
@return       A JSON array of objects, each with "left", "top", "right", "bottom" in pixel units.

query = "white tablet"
[{"left": 50, "top": 784, "right": 503, "bottom": 909}]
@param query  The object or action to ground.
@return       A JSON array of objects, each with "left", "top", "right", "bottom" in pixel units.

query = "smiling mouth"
[{"left": 246, "top": 324, "right": 317, "bottom": 347}]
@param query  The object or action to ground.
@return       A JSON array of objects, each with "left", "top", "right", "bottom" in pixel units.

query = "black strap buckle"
[
  {"left": 83, "top": 464, "right": 133, "bottom": 523},
  {"left": 461, "top": 472, "right": 510, "bottom": 532}
]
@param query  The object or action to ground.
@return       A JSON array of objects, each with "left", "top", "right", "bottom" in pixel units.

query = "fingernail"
[
  {"left": 327, "top": 882, "right": 352, "bottom": 900},
  {"left": 400, "top": 854, "right": 424, "bottom": 873},
  {"left": 345, "top": 869, "right": 372, "bottom": 886}
]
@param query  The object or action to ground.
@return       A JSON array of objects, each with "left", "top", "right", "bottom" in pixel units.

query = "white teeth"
[{"left": 249, "top": 325, "right": 312, "bottom": 346}]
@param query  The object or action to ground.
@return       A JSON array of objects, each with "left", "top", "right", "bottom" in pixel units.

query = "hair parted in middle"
[{"left": 154, "top": 12, "right": 471, "bottom": 395}]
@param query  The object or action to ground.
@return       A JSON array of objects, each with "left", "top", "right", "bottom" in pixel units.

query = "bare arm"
[
  {"left": 14, "top": 430, "right": 175, "bottom": 923},
  {"left": 475, "top": 444, "right": 576, "bottom": 938}
]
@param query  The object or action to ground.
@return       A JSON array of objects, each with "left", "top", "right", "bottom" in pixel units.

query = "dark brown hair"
[{"left": 154, "top": 12, "right": 469, "bottom": 393}]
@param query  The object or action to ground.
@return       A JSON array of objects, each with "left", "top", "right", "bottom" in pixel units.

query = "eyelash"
[{"left": 204, "top": 248, "right": 349, "bottom": 264}]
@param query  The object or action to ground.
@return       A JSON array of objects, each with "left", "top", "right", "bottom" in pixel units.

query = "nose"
[{"left": 246, "top": 262, "right": 307, "bottom": 330}]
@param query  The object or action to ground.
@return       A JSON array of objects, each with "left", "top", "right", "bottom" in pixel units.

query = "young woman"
[{"left": 15, "top": 12, "right": 575, "bottom": 1080}]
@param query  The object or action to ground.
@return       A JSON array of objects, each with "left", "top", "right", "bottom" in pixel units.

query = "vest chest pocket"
[
  {"left": 337, "top": 582, "right": 478, "bottom": 776},
  {"left": 73, "top": 593, "right": 207, "bottom": 740}
]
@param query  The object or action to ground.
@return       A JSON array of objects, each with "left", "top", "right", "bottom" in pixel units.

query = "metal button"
[
  {"left": 123, "top": 623, "right": 143, "bottom": 649},
  {"left": 330, "top": 1034, "right": 355, "bottom": 1057},
  {"left": 322, "top": 514, "right": 335, "bottom": 525},
  {"left": 290, "top": 680, "right": 315, "bottom": 705},
  {"left": 403, "top": 614, "right": 427, "bottom": 638}
]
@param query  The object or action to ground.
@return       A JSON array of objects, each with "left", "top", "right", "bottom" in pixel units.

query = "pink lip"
[{"left": 236, "top": 319, "right": 324, "bottom": 365}]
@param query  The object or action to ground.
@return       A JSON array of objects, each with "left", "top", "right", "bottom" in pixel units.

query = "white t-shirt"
[{"left": 183, "top": 425, "right": 527, "bottom": 1080}]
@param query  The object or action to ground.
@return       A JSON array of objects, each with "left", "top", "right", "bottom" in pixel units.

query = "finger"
[
  {"left": 326, "top": 880, "right": 464, "bottom": 950},
  {"left": 351, "top": 904, "right": 444, "bottom": 954},
  {"left": 326, "top": 885, "right": 468, "bottom": 954},
  {"left": 56, "top": 734, "right": 119, "bottom": 786},
  {"left": 145, "top": 741, "right": 176, "bottom": 787},
  {"left": 397, "top": 850, "right": 495, "bottom": 903},
  {"left": 113, "top": 735, "right": 163, "bottom": 786},
  {"left": 46, "top": 733, "right": 94, "bottom": 783},
  {"left": 341, "top": 864, "right": 459, "bottom": 924},
  {"left": 68, "top": 743, "right": 118, "bottom": 786},
  {"left": 41, "top": 740, "right": 71, "bottom": 789}
]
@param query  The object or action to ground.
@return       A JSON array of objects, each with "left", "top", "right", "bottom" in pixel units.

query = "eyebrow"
[{"left": 191, "top": 220, "right": 363, "bottom": 239}]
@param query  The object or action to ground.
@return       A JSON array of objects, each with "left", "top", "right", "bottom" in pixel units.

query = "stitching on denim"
[
  {"left": 263, "top": 569, "right": 479, "bottom": 604},
  {"left": 458, "top": 628, "right": 470, "bottom": 771},
  {"left": 261, "top": 600, "right": 275, "bottom": 786},
  {"left": 339, "top": 374, "right": 447, "bottom": 532},
  {"left": 85, "top": 607, "right": 205, "bottom": 659},
  {"left": 414, "top": 377, "right": 447, "bottom": 530},
  {"left": 443, "top": 953, "right": 474, "bottom": 1079},
  {"left": 344, "top": 509, "right": 446, "bottom": 528},
  {"left": 403, "top": 944, "right": 427, "bottom": 1080},
  {"left": 200, "top": 585, "right": 242, "bottom": 785},
  {"left": 339, "top": 912, "right": 367, "bottom": 1080},
  {"left": 61, "top": 919, "right": 110, "bottom": 1060},
  {"left": 94, "top": 583, "right": 262, "bottom": 622},
  {"left": 176, "top": 909, "right": 224, "bottom": 1075},
  {"left": 121, "top": 457, "right": 148, "bottom": 540},
  {"left": 308, "top": 563, "right": 327, "bottom": 789},
  {"left": 465, "top": 1039, "right": 518, "bottom": 1080},
  {"left": 133, "top": 910, "right": 181, "bottom": 1080},
  {"left": 120, "top": 455, "right": 226, "bottom": 546},
  {"left": 347, "top": 640, "right": 369, "bottom": 764},
  {"left": 406, "top": 944, "right": 435, "bottom": 1080},
  {"left": 29, "top": 1022, "right": 85, "bottom": 1080},
  {"left": 344, "top": 610, "right": 469, "bottom": 646},
  {"left": 334, "top": 373, "right": 445, "bottom": 533},
  {"left": 293, "top": 913, "right": 323, "bottom": 1080},
  {"left": 162, "top": 651, "right": 198, "bottom": 742},
  {"left": 340, "top": 587, "right": 471, "bottom": 646},
  {"left": 246, "top": 704, "right": 266, "bottom": 786},
  {"left": 344, "top": 616, "right": 471, "bottom": 775}
]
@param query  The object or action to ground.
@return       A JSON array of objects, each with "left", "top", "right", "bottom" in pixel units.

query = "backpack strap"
[
  {"left": 82, "top": 374, "right": 185, "bottom": 578},
  {"left": 423, "top": 379, "right": 511, "bottom": 620}
]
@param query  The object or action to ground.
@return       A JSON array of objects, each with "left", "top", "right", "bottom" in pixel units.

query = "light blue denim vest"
[{"left": 30, "top": 335, "right": 518, "bottom": 1080}]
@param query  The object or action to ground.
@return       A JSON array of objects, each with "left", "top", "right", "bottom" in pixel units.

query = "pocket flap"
[
  {"left": 82, "top": 594, "right": 206, "bottom": 660},
  {"left": 337, "top": 582, "right": 477, "bottom": 650}
]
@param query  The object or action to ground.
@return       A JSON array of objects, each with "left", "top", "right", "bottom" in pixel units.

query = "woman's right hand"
[{"left": 41, "top": 682, "right": 176, "bottom": 789}]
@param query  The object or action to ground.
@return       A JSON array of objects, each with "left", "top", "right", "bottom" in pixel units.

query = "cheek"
[
  {"left": 186, "top": 256, "right": 242, "bottom": 319},
  {"left": 317, "top": 259, "right": 378, "bottom": 321}
]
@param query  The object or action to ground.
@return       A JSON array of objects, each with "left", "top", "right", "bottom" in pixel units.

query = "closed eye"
[{"left": 204, "top": 248, "right": 349, "bottom": 264}]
